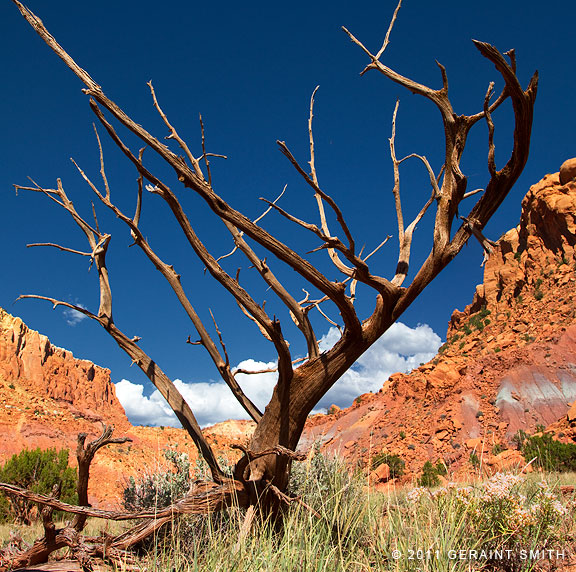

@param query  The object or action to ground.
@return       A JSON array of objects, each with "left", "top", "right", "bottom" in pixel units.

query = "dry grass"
[{"left": 1, "top": 467, "right": 575, "bottom": 571}]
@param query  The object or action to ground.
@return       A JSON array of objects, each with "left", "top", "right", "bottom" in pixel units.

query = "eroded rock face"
[
  {"left": 0, "top": 308, "right": 128, "bottom": 425},
  {"left": 302, "top": 170, "right": 576, "bottom": 479},
  {"left": 560, "top": 157, "right": 576, "bottom": 185},
  {"left": 0, "top": 308, "right": 256, "bottom": 507}
]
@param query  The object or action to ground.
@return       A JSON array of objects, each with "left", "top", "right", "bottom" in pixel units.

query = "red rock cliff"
[
  {"left": 302, "top": 169, "right": 576, "bottom": 478},
  {"left": 0, "top": 308, "right": 254, "bottom": 506},
  {"left": 0, "top": 308, "right": 128, "bottom": 424}
]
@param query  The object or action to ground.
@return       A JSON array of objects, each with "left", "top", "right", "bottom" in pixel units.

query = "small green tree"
[
  {"left": 417, "top": 461, "right": 441, "bottom": 487},
  {"left": 371, "top": 452, "right": 405, "bottom": 479},
  {"left": 0, "top": 448, "right": 77, "bottom": 524},
  {"left": 522, "top": 433, "right": 576, "bottom": 472}
]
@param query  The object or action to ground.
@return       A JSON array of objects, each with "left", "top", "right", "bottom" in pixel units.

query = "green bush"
[
  {"left": 435, "top": 459, "right": 448, "bottom": 476},
  {"left": 417, "top": 461, "right": 441, "bottom": 487},
  {"left": 0, "top": 447, "right": 77, "bottom": 524},
  {"left": 416, "top": 459, "right": 447, "bottom": 486},
  {"left": 522, "top": 433, "right": 576, "bottom": 472},
  {"left": 492, "top": 443, "right": 505, "bottom": 455},
  {"left": 512, "top": 429, "right": 529, "bottom": 450},
  {"left": 469, "top": 452, "right": 480, "bottom": 469},
  {"left": 464, "top": 306, "right": 492, "bottom": 334},
  {"left": 370, "top": 452, "right": 405, "bottom": 479},
  {"left": 534, "top": 289, "right": 544, "bottom": 301}
]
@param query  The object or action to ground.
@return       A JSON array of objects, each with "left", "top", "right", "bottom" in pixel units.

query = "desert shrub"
[
  {"left": 370, "top": 452, "right": 405, "bottom": 479},
  {"left": 0, "top": 448, "right": 77, "bottom": 524},
  {"left": 405, "top": 473, "right": 570, "bottom": 571},
  {"left": 288, "top": 444, "right": 361, "bottom": 510},
  {"left": 522, "top": 433, "right": 576, "bottom": 472},
  {"left": 512, "top": 429, "right": 529, "bottom": 450},
  {"left": 417, "top": 460, "right": 442, "bottom": 487},
  {"left": 123, "top": 448, "right": 238, "bottom": 553},
  {"left": 465, "top": 306, "right": 492, "bottom": 333},
  {"left": 435, "top": 459, "right": 448, "bottom": 476},
  {"left": 534, "top": 289, "right": 544, "bottom": 301},
  {"left": 123, "top": 448, "right": 191, "bottom": 511},
  {"left": 469, "top": 451, "right": 481, "bottom": 469},
  {"left": 461, "top": 474, "right": 568, "bottom": 569},
  {"left": 492, "top": 443, "right": 505, "bottom": 455}
]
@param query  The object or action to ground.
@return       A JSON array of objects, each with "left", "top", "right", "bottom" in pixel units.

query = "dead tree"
[
  {"left": 0, "top": 426, "right": 135, "bottom": 570},
  {"left": 6, "top": 0, "right": 537, "bottom": 548}
]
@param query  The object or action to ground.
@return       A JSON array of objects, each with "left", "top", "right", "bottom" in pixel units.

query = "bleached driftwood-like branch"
[{"left": 10, "top": 0, "right": 537, "bottom": 542}]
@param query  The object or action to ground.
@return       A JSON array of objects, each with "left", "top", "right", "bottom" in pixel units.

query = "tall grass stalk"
[
  {"left": 1, "top": 455, "right": 573, "bottom": 571},
  {"left": 138, "top": 460, "right": 574, "bottom": 572}
]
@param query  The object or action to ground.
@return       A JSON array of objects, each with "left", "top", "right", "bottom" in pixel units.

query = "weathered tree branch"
[
  {"left": 0, "top": 426, "right": 137, "bottom": 570},
  {"left": 0, "top": 479, "right": 247, "bottom": 522},
  {"left": 9, "top": 0, "right": 538, "bottom": 547},
  {"left": 26, "top": 243, "right": 92, "bottom": 257}
]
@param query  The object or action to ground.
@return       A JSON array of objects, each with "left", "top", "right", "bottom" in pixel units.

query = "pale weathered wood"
[{"left": 5, "top": 0, "right": 539, "bottom": 565}]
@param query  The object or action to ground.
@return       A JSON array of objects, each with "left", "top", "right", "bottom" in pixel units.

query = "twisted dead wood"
[{"left": 8, "top": 0, "right": 538, "bottom": 545}]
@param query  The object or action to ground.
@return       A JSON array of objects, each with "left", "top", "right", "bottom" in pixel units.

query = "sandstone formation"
[
  {"left": 302, "top": 169, "right": 576, "bottom": 480},
  {"left": 560, "top": 157, "right": 576, "bottom": 185},
  {"left": 0, "top": 308, "right": 130, "bottom": 432},
  {"left": 1, "top": 166, "right": 576, "bottom": 499},
  {"left": 0, "top": 309, "right": 254, "bottom": 506}
]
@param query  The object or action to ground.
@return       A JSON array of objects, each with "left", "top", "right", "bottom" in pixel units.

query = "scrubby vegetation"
[
  {"left": 371, "top": 452, "right": 405, "bottom": 479},
  {"left": 521, "top": 432, "right": 576, "bottom": 473},
  {"left": 0, "top": 448, "right": 77, "bottom": 524},
  {"left": 119, "top": 458, "right": 573, "bottom": 571},
  {"left": 1, "top": 448, "right": 574, "bottom": 570},
  {"left": 97, "top": 453, "right": 576, "bottom": 570},
  {"left": 417, "top": 460, "right": 447, "bottom": 487},
  {"left": 123, "top": 447, "right": 192, "bottom": 511}
]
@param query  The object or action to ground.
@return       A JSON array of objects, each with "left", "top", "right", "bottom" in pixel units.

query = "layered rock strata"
[{"left": 303, "top": 169, "right": 576, "bottom": 480}]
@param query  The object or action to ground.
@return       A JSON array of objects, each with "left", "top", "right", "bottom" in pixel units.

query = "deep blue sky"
[{"left": 1, "top": 0, "right": 574, "bottom": 413}]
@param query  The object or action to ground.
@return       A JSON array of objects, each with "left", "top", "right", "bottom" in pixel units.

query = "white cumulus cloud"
[
  {"left": 62, "top": 304, "right": 89, "bottom": 326},
  {"left": 115, "top": 322, "right": 442, "bottom": 427},
  {"left": 316, "top": 322, "right": 442, "bottom": 409},
  {"left": 115, "top": 359, "right": 277, "bottom": 428}
]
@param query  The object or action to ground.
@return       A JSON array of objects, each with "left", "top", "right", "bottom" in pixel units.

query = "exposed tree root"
[{"left": 0, "top": 427, "right": 247, "bottom": 571}]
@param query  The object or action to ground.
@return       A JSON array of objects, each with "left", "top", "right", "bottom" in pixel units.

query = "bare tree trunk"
[
  {"left": 3, "top": 0, "right": 539, "bottom": 557},
  {"left": 0, "top": 426, "right": 132, "bottom": 570}
]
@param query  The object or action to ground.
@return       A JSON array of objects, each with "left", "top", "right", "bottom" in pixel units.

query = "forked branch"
[{"left": 9, "top": 0, "right": 538, "bottom": 543}]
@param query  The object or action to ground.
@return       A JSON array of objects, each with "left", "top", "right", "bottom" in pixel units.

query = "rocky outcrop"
[
  {"left": 0, "top": 307, "right": 257, "bottom": 506},
  {"left": 302, "top": 166, "right": 576, "bottom": 479},
  {"left": 0, "top": 308, "right": 128, "bottom": 426},
  {"left": 560, "top": 158, "right": 576, "bottom": 186}
]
